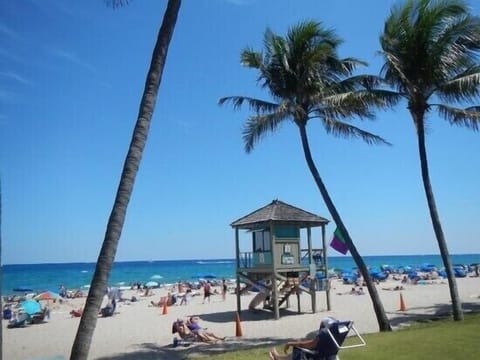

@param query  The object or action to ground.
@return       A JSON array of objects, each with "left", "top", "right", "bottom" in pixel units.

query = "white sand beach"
[{"left": 4, "top": 277, "right": 480, "bottom": 359}]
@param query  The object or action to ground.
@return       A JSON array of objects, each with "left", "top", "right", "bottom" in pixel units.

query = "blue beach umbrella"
[{"left": 20, "top": 300, "right": 42, "bottom": 315}]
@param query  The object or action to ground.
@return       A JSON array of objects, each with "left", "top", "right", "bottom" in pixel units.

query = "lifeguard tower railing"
[{"left": 239, "top": 248, "right": 325, "bottom": 269}]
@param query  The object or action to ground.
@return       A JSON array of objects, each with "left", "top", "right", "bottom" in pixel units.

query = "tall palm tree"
[
  {"left": 0, "top": 180, "right": 3, "bottom": 360},
  {"left": 379, "top": 0, "right": 480, "bottom": 321},
  {"left": 220, "top": 21, "right": 393, "bottom": 331},
  {"left": 70, "top": 1, "right": 181, "bottom": 358}
]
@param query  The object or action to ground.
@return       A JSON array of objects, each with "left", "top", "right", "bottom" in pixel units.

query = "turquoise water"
[{"left": 2, "top": 254, "right": 479, "bottom": 295}]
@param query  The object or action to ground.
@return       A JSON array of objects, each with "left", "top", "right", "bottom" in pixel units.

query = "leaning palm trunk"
[
  {"left": 299, "top": 124, "right": 392, "bottom": 331},
  {"left": 0, "top": 180, "right": 3, "bottom": 360},
  {"left": 415, "top": 116, "right": 463, "bottom": 321},
  {"left": 70, "top": 1, "right": 181, "bottom": 359}
]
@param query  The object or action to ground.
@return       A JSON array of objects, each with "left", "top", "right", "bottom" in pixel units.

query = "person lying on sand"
[
  {"left": 172, "top": 318, "right": 225, "bottom": 343},
  {"left": 186, "top": 316, "right": 226, "bottom": 341},
  {"left": 70, "top": 308, "right": 83, "bottom": 317},
  {"left": 382, "top": 285, "right": 405, "bottom": 291}
]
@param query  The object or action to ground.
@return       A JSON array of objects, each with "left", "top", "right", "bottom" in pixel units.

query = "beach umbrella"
[
  {"left": 150, "top": 274, "right": 163, "bottom": 280},
  {"left": 20, "top": 300, "right": 41, "bottom": 315},
  {"left": 34, "top": 290, "right": 60, "bottom": 302},
  {"left": 145, "top": 281, "right": 158, "bottom": 288}
]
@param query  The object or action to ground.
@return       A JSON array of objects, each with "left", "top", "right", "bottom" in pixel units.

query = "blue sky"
[{"left": 1, "top": 0, "right": 479, "bottom": 264}]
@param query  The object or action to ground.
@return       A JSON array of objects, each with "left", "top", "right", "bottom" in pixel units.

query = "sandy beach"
[{"left": 4, "top": 276, "right": 480, "bottom": 360}]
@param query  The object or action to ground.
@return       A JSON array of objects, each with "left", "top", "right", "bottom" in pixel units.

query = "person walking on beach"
[
  {"left": 222, "top": 278, "right": 227, "bottom": 301},
  {"left": 202, "top": 281, "right": 211, "bottom": 304}
]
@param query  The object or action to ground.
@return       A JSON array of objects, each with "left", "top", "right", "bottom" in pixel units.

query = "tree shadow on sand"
[
  {"left": 192, "top": 307, "right": 304, "bottom": 323},
  {"left": 95, "top": 309, "right": 313, "bottom": 360},
  {"left": 96, "top": 303, "right": 480, "bottom": 359},
  {"left": 387, "top": 301, "right": 480, "bottom": 328},
  {"left": 95, "top": 336, "right": 287, "bottom": 360}
]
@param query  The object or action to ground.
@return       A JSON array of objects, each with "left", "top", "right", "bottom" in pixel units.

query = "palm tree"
[
  {"left": 379, "top": 0, "right": 480, "bottom": 321},
  {"left": 0, "top": 180, "right": 3, "bottom": 360},
  {"left": 220, "top": 21, "right": 393, "bottom": 331},
  {"left": 70, "top": 1, "right": 181, "bottom": 358}
]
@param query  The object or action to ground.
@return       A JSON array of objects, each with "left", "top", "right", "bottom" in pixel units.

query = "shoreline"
[
  {"left": 3, "top": 276, "right": 480, "bottom": 359},
  {"left": 3, "top": 254, "right": 480, "bottom": 297},
  {"left": 3, "top": 252, "right": 479, "bottom": 266}
]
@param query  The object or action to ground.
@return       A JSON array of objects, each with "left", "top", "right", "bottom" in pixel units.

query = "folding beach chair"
[{"left": 293, "top": 320, "right": 366, "bottom": 360}]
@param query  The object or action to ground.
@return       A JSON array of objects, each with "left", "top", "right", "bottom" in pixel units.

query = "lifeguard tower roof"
[{"left": 231, "top": 199, "right": 329, "bottom": 229}]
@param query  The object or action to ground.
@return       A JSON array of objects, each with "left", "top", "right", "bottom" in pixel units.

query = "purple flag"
[{"left": 330, "top": 227, "right": 349, "bottom": 255}]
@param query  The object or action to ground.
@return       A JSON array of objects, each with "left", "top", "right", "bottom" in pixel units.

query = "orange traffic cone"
[
  {"left": 399, "top": 293, "right": 406, "bottom": 311},
  {"left": 162, "top": 301, "right": 168, "bottom": 315},
  {"left": 235, "top": 312, "right": 243, "bottom": 337}
]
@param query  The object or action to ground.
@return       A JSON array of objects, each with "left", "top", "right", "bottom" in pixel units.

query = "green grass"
[{"left": 194, "top": 313, "right": 480, "bottom": 360}]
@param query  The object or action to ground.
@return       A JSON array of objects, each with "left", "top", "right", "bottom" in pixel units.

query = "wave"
[{"left": 196, "top": 260, "right": 234, "bottom": 265}]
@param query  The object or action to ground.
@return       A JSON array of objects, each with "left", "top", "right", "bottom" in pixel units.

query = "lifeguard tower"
[{"left": 231, "top": 199, "right": 331, "bottom": 319}]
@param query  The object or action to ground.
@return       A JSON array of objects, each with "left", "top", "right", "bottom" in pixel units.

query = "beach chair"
[
  {"left": 171, "top": 320, "right": 197, "bottom": 347},
  {"left": 7, "top": 312, "right": 29, "bottom": 329},
  {"left": 29, "top": 307, "right": 50, "bottom": 324},
  {"left": 293, "top": 320, "right": 366, "bottom": 360}
]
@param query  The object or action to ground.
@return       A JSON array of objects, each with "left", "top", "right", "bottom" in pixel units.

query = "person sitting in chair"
[{"left": 268, "top": 317, "right": 338, "bottom": 360}]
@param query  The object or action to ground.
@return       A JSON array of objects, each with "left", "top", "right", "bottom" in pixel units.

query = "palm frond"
[
  {"left": 341, "top": 75, "right": 386, "bottom": 91},
  {"left": 242, "top": 107, "right": 291, "bottom": 152},
  {"left": 105, "top": 0, "right": 129, "bottom": 8},
  {"left": 218, "top": 96, "right": 279, "bottom": 114},
  {"left": 435, "top": 104, "right": 480, "bottom": 130},
  {"left": 378, "top": 50, "right": 412, "bottom": 94},
  {"left": 380, "top": 0, "right": 480, "bottom": 105},
  {"left": 437, "top": 66, "right": 480, "bottom": 102},
  {"left": 241, "top": 49, "right": 263, "bottom": 69},
  {"left": 319, "top": 89, "right": 400, "bottom": 118},
  {"left": 321, "top": 118, "right": 391, "bottom": 145}
]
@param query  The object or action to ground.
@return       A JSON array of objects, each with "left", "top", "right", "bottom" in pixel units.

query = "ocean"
[{"left": 2, "top": 254, "right": 479, "bottom": 296}]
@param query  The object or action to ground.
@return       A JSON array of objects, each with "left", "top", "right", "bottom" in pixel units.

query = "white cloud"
[
  {"left": 0, "top": 71, "right": 32, "bottom": 86},
  {"left": 49, "top": 47, "right": 97, "bottom": 74}
]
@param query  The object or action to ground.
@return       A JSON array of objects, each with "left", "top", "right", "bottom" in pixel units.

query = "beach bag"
[{"left": 3, "top": 308, "right": 12, "bottom": 320}]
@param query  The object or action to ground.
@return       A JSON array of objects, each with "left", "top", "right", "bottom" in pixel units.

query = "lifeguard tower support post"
[{"left": 231, "top": 200, "right": 331, "bottom": 319}]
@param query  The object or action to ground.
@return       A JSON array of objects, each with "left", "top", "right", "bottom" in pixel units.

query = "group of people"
[
  {"left": 149, "top": 278, "right": 229, "bottom": 308},
  {"left": 172, "top": 316, "right": 226, "bottom": 344},
  {"left": 202, "top": 279, "right": 229, "bottom": 303}
]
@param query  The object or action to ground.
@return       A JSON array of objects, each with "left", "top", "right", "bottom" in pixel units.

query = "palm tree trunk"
[
  {"left": 0, "top": 180, "right": 3, "bottom": 360},
  {"left": 414, "top": 115, "right": 463, "bottom": 321},
  {"left": 298, "top": 124, "right": 392, "bottom": 331},
  {"left": 70, "top": 1, "right": 181, "bottom": 359}
]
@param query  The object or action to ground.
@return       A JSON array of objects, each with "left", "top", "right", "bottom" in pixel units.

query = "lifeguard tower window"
[{"left": 253, "top": 230, "right": 271, "bottom": 252}]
